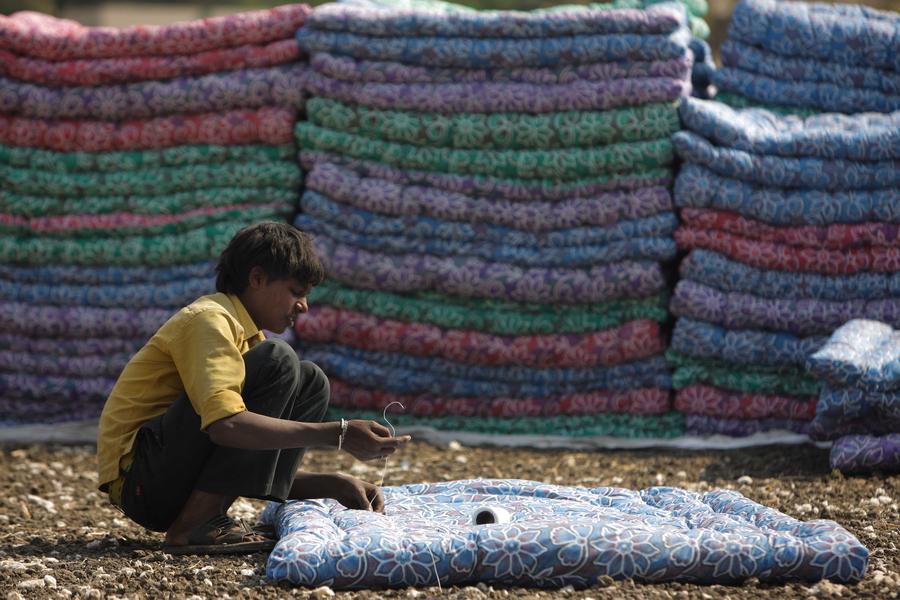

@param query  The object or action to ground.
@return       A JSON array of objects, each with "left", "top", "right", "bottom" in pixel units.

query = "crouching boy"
[{"left": 97, "top": 221, "right": 410, "bottom": 554}]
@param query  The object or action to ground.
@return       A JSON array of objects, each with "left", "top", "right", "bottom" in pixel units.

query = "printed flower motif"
[
  {"left": 480, "top": 527, "right": 549, "bottom": 580},
  {"left": 271, "top": 536, "right": 329, "bottom": 585},
  {"left": 808, "top": 532, "right": 869, "bottom": 582},
  {"left": 372, "top": 538, "right": 440, "bottom": 586},
  {"left": 700, "top": 535, "right": 768, "bottom": 579},
  {"left": 549, "top": 524, "right": 599, "bottom": 567},
  {"left": 592, "top": 528, "right": 660, "bottom": 578}
]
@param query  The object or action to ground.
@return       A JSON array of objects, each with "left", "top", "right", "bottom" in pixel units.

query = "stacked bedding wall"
[
  {"left": 669, "top": 98, "right": 900, "bottom": 438},
  {"left": 0, "top": 7, "right": 309, "bottom": 425},
  {"left": 291, "top": 0, "right": 693, "bottom": 438},
  {"left": 712, "top": 0, "right": 900, "bottom": 115},
  {"left": 808, "top": 320, "right": 900, "bottom": 474}
]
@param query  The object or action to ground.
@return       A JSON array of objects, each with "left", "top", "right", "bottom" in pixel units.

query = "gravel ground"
[{"left": 1, "top": 442, "right": 898, "bottom": 599}]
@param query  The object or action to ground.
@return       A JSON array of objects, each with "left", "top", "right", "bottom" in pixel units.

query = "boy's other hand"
[
  {"left": 341, "top": 419, "right": 412, "bottom": 461},
  {"left": 325, "top": 474, "right": 385, "bottom": 513}
]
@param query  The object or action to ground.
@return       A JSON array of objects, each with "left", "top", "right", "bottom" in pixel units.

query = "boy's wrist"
[{"left": 336, "top": 418, "right": 348, "bottom": 451}]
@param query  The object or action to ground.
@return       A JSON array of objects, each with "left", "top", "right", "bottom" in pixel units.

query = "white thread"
[{"left": 377, "top": 402, "right": 442, "bottom": 591}]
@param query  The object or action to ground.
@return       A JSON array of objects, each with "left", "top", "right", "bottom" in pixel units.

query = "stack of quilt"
[
  {"left": 669, "top": 98, "right": 900, "bottom": 437},
  {"left": 712, "top": 0, "right": 900, "bottom": 115},
  {"left": 0, "top": 6, "right": 309, "bottom": 425},
  {"left": 291, "top": 0, "right": 693, "bottom": 438},
  {"left": 807, "top": 319, "right": 900, "bottom": 474}
]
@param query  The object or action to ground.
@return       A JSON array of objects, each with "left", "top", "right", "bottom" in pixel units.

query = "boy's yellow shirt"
[{"left": 96, "top": 292, "right": 265, "bottom": 493}]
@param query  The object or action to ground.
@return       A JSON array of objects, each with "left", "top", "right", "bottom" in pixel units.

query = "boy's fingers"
[{"left": 369, "top": 421, "right": 392, "bottom": 437}]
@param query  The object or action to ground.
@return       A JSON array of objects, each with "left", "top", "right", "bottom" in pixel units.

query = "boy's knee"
[{"left": 258, "top": 338, "right": 301, "bottom": 374}]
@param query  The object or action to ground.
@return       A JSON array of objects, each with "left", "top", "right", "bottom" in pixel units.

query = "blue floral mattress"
[
  {"left": 296, "top": 216, "right": 678, "bottom": 267},
  {"left": 302, "top": 344, "right": 671, "bottom": 397},
  {"left": 710, "top": 67, "right": 900, "bottom": 114},
  {"left": 0, "top": 276, "right": 213, "bottom": 309},
  {"left": 681, "top": 250, "right": 900, "bottom": 301},
  {"left": 807, "top": 319, "right": 900, "bottom": 391},
  {"left": 728, "top": 0, "right": 900, "bottom": 71},
  {"left": 261, "top": 478, "right": 868, "bottom": 588},
  {"left": 720, "top": 40, "right": 900, "bottom": 96},
  {"left": 671, "top": 317, "right": 825, "bottom": 368},
  {"left": 674, "top": 165, "right": 900, "bottom": 226},
  {"left": 678, "top": 99, "right": 900, "bottom": 160},
  {"left": 673, "top": 131, "right": 900, "bottom": 190}
]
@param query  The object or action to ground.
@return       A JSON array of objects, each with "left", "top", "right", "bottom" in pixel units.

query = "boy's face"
[{"left": 242, "top": 267, "right": 311, "bottom": 333}]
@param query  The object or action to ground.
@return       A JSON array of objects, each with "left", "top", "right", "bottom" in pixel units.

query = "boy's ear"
[{"left": 247, "top": 266, "right": 268, "bottom": 289}]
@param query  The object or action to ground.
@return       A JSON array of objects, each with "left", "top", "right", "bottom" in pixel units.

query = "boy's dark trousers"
[{"left": 119, "top": 338, "right": 329, "bottom": 532}]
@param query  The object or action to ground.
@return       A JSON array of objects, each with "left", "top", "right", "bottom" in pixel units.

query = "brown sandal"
[{"left": 164, "top": 514, "right": 276, "bottom": 555}]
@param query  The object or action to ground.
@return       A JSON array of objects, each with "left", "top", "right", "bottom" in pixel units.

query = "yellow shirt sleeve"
[{"left": 169, "top": 309, "right": 248, "bottom": 430}]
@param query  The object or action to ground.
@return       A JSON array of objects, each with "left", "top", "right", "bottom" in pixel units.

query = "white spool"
[{"left": 472, "top": 506, "right": 511, "bottom": 525}]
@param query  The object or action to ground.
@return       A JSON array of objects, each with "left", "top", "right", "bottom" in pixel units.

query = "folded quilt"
[
  {"left": 1, "top": 161, "right": 301, "bottom": 197},
  {"left": 680, "top": 208, "right": 900, "bottom": 249},
  {"left": 674, "top": 165, "right": 900, "bottom": 226},
  {"left": 326, "top": 407, "right": 685, "bottom": 437},
  {"left": 298, "top": 217, "right": 677, "bottom": 266},
  {"left": 297, "top": 29, "right": 691, "bottom": 68},
  {"left": 728, "top": 0, "right": 900, "bottom": 72},
  {"left": 0, "top": 395, "right": 108, "bottom": 424},
  {"left": 294, "top": 305, "right": 664, "bottom": 368},
  {"left": 720, "top": 40, "right": 900, "bottom": 96},
  {"left": 811, "top": 412, "right": 900, "bottom": 441},
  {"left": 675, "top": 227, "right": 900, "bottom": 274},
  {"left": 307, "top": 98, "right": 680, "bottom": 149},
  {"left": 0, "top": 39, "right": 299, "bottom": 86},
  {"left": 310, "top": 280, "right": 668, "bottom": 335},
  {"left": 815, "top": 385, "right": 900, "bottom": 423},
  {"left": 303, "top": 344, "right": 671, "bottom": 392},
  {"left": 830, "top": 434, "right": 900, "bottom": 474},
  {"left": 302, "top": 150, "right": 673, "bottom": 202},
  {"left": 0, "top": 143, "right": 294, "bottom": 173},
  {"left": 671, "top": 280, "right": 900, "bottom": 336},
  {"left": 678, "top": 98, "right": 900, "bottom": 160},
  {"left": 0, "top": 350, "right": 129, "bottom": 378},
  {"left": 0, "top": 261, "right": 213, "bottom": 286},
  {"left": 0, "top": 372, "right": 114, "bottom": 402},
  {"left": 714, "top": 91, "right": 818, "bottom": 117},
  {"left": 0, "top": 274, "right": 212, "bottom": 308},
  {"left": 806, "top": 319, "right": 900, "bottom": 391},
  {"left": 1, "top": 203, "right": 290, "bottom": 237},
  {"left": 685, "top": 414, "right": 809, "bottom": 437},
  {"left": 298, "top": 124, "right": 673, "bottom": 179},
  {"left": 668, "top": 352, "right": 821, "bottom": 396},
  {"left": 0, "top": 332, "right": 144, "bottom": 356},
  {"left": 711, "top": 67, "right": 900, "bottom": 114},
  {"left": 301, "top": 70, "right": 688, "bottom": 114},
  {"left": 327, "top": 378, "right": 671, "bottom": 416},
  {"left": 671, "top": 317, "right": 825, "bottom": 367},
  {"left": 0, "top": 108, "right": 295, "bottom": 152},
  {"left": 673, "top": 131, "right": 900, "bottom": 190},
  {"left": 0, "top": 220, "right": 251, "bottom": 266},
  {"left": 0, "top": 301, "right": 170, "bottom": 338},
  {"left": 3, "top": 187, "right": 297, "bottom": 218},
  {"left": 310, "top": 51, "right": 691, "bottom": 84},
  {"left": 306, "top": 161, "right": 673, "bottom": 231},
  {"left": 315, "top": 238, "right": 666, "bottom": 302},
  {"left": 674, "top": 385, "right": 816, "bottom": 420},
  {"left": 0, "top": 64, "right": 306, "bottom": 120},
  {"left": 0, "top": 5, "right": 310, "bottom": 60},
  {"left": 304, "top": 1, "right": 684, "bottom": 37},
  {"left": 680, "top": 249, "right": 900, "bottom": 301}
]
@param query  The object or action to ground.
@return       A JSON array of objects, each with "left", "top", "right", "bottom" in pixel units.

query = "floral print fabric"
[
  {"left": 0, "top": 64, "right": 306, "bottom": 120},
  {"left": 0, "top": 39, "right": 300, "bottom": 87},
  {"left": 307, "top": 98, "right": 680, "bottom": 149},
  {"left": 806, "top": 319, "right": 900, "bottom": 391},
  {"left": 262, "top": 478, "right": 868, "bottom": 588},
  {"left": 294, "top": 305, "right": 665, "bottom": 368},
  {"left": 0, "top": 108, "right": 295, "bottom": 152},
  {"left": 0, "top": 5, "right": 310, "bottom": 60},
  {"left": 675, "top": 385, "right": 816, "bottom": 420},
  {"left": 830, "top": 434, "right": 900, "bottom": 474}
]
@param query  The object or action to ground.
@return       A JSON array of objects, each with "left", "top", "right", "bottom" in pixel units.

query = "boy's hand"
[
  {"left": 341, "top": 420, "right": 411, "bottom": 461},
  {"left": 322, "top": 474, "right": 385, "bottom": 513}
]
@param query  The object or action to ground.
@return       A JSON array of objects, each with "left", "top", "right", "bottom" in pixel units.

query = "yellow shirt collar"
[{"left": 226, "top": 293, "right": 265, "bottom": 344}]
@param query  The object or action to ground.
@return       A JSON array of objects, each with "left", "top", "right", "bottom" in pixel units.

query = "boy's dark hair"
[{"left": 215, "top": 222, "right": 325, "bottom": 294}]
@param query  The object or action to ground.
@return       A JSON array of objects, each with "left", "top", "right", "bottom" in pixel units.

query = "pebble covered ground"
[{"left": 0, "top": 442, "right": 898, "bottom": 599}]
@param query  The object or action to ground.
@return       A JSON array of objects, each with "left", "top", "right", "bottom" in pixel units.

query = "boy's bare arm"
[{"left": 206, "top": 411, "right": 410, "bottom": 460}]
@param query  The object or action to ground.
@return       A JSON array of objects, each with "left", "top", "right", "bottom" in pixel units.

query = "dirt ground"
[{"left": 0, "top": 441, "right": 898, "bottom": 599}]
